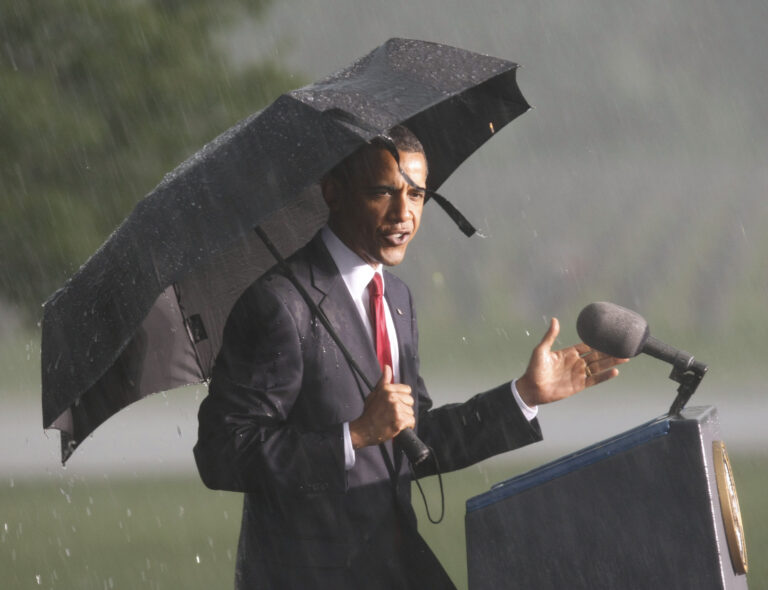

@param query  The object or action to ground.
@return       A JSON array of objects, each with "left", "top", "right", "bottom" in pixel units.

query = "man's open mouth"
[{"left": 381, "top": 231, "right": 411, "bottom": 246}]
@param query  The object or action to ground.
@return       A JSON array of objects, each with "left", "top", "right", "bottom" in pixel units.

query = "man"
[{"left": 194, "top": 126, "right": 625, "bottom": 589}]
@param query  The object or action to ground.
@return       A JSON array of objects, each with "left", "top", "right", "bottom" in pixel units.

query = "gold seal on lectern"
[{"left": 712, "top": 440, "right": 748, "bottom": 574}]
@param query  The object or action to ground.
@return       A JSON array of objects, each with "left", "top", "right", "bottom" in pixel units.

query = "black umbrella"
[{"left": 41, "top": 38, "right": 530, "bottom": 463}]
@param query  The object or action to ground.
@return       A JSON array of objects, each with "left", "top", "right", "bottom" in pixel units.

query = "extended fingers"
[
  {"left": 586, "top": 366, "right": 619, "bottom": 386},
  {"left": 582, "top": 350, "right": 628, "bottom": 373},
  {"left": 581, "top": 351, "right": 627, "bottom": 386}
]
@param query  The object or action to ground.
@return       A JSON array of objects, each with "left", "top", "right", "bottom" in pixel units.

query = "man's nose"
[{"left": 388, "top": 190, "right": 411, "bottom": 221}]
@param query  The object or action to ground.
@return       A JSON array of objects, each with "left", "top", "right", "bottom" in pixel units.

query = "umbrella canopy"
[{"left": 41, "top": 38, "right": 530, "bottom": 462}]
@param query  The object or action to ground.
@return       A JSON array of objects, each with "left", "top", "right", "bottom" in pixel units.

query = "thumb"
[
  {"left": 538, "top": 317, "right": 560, "bottom": 351},
  {"left": 378, "top": 364, "right": 393, "bottom": 386}
]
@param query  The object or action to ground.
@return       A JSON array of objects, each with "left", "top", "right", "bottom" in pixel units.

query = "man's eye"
[{"left": 409, "top": 191, "right": 425, "bottom": 200}]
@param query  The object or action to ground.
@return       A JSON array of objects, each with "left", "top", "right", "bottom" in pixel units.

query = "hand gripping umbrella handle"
[
  {"left": 254, "top": 227, "right": 431, "bottom": 467},
  {"left": 396, "top": 428, "right": 430, "bottom": 465}
]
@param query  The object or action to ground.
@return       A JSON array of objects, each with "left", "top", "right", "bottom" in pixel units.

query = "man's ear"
[{"left": 321, "top": 177, "right": 343, "bottom": 212}]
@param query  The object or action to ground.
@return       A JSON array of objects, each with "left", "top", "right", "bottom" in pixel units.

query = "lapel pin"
[{"left": 396, "top": 308, "right": 404, "bottom": 316}]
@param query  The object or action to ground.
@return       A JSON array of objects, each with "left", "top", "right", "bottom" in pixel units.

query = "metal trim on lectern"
[{"left": 465, "top": 406, "right": 749, "bottom": 590}]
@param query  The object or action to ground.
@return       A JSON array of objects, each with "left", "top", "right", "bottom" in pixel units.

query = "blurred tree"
[{"left": 0, "top": 0, "right": 299, "bottom": 323}]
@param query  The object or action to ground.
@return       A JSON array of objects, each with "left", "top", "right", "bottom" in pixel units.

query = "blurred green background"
[
  {"left": 2, "top": 0, "right": 766, "bottom": 588},
  {"left": 2, "top": 457, "right": 766, "bottom": 589}
]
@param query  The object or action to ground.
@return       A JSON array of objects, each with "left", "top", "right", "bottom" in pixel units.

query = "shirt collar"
[{"left": 321, "top": 226, "right": 383, "bottom": 299}]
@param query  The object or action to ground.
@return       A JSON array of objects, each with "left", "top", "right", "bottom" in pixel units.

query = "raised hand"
[{"left": 516, "top": 317, "right": 628, "bottom": 407}]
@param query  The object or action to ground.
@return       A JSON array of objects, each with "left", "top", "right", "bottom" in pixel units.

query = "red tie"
[{"left": 368, "top": 273, "right": 392, "bottom": 372}]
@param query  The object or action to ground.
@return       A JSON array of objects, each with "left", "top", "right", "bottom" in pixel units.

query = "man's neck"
[{"left": 321, "top": 226, "right": 382, "bottom": 274}]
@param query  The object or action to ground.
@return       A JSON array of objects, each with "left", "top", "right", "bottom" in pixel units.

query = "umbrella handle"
[{"left": 397, "top": 428, "right": 431, "bottom": 465}]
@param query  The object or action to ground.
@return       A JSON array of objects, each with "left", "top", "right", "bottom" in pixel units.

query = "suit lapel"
[
  {"left": 304, "top": 236, "right": 400, "bottom": 477},
  {"left": 306, "top": 237, "right": 382, "bottom": 390}
]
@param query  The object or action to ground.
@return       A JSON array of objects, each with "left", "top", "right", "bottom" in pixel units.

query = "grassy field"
[{"left": 2, "top": 455, "right": 765, "bottom": 589}]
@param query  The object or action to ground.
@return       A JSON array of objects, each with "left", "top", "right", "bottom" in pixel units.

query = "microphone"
[
  {"left": 576, "top": 301, "right": 649, "bottom": 359},
  {"left": 575, "top": 302, "right": 704, "bottom": 370},
  {"left": 576, "top": 302, "right": 707, "bottom": 413}
]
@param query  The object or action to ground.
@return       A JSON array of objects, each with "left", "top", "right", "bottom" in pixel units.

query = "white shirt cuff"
[
  {"left": 510, "top": 379, "right": 539, "bottom": 421},
  {"left": 343, "top": 422, "right": 356, "bottom": 469}
]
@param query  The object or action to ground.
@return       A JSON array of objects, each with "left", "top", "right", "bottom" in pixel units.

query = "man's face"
[{"left": 325, "top": 148, "right": 427, "bottom": 267}]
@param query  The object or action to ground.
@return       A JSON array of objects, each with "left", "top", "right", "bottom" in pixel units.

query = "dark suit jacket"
[{"left": 194, "top": 235, "right": 542, "bottom": 589}]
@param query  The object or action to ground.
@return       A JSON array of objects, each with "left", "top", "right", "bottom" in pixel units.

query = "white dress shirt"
[{"left": 320, "top": 226, "right": 537, "bottom": 469}]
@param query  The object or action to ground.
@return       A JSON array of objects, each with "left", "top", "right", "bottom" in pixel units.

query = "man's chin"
[{"left": 377, "top": 245, "right": 408, "bottom": 267}]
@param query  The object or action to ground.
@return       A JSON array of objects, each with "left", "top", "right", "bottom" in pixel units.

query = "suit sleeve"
[
  {"left": 193, "top": 281, "right": 347, "bottom": 494},
  {"left": 404, "top": 290, "right": 543, "bottom": 478}
]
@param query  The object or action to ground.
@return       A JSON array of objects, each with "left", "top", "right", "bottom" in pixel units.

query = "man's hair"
[
  {"left": 374, "top": 124, "right": 425, "bottom": 155},
  {"left": 323, "top": 125, "right": 426, "bottom": 188}
]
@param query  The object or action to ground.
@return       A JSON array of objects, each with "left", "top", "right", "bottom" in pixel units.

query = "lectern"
[{"left": 466, "top": 406, "right": 748, "bottom": 589}]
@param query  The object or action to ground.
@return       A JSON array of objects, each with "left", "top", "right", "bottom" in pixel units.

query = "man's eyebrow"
[
  {"left": 363, "top": 184, "right": 426, "bottom": 193},
  {"left": 362, "top": 184, "right": 396, "bottom": 192}
]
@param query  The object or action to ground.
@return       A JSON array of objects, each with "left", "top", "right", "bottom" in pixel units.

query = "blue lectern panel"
[{"left": 465, "top": 406, "right": 748, "bottom": 590}]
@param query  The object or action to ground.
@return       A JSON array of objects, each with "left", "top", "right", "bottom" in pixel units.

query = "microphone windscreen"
[{"left": 576, "top": 302, "right": 650, "bottom": 358}]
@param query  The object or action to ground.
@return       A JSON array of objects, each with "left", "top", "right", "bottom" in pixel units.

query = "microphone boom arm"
[{"left": 667, "top": 351, "right": 708, "bottom": 415}]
